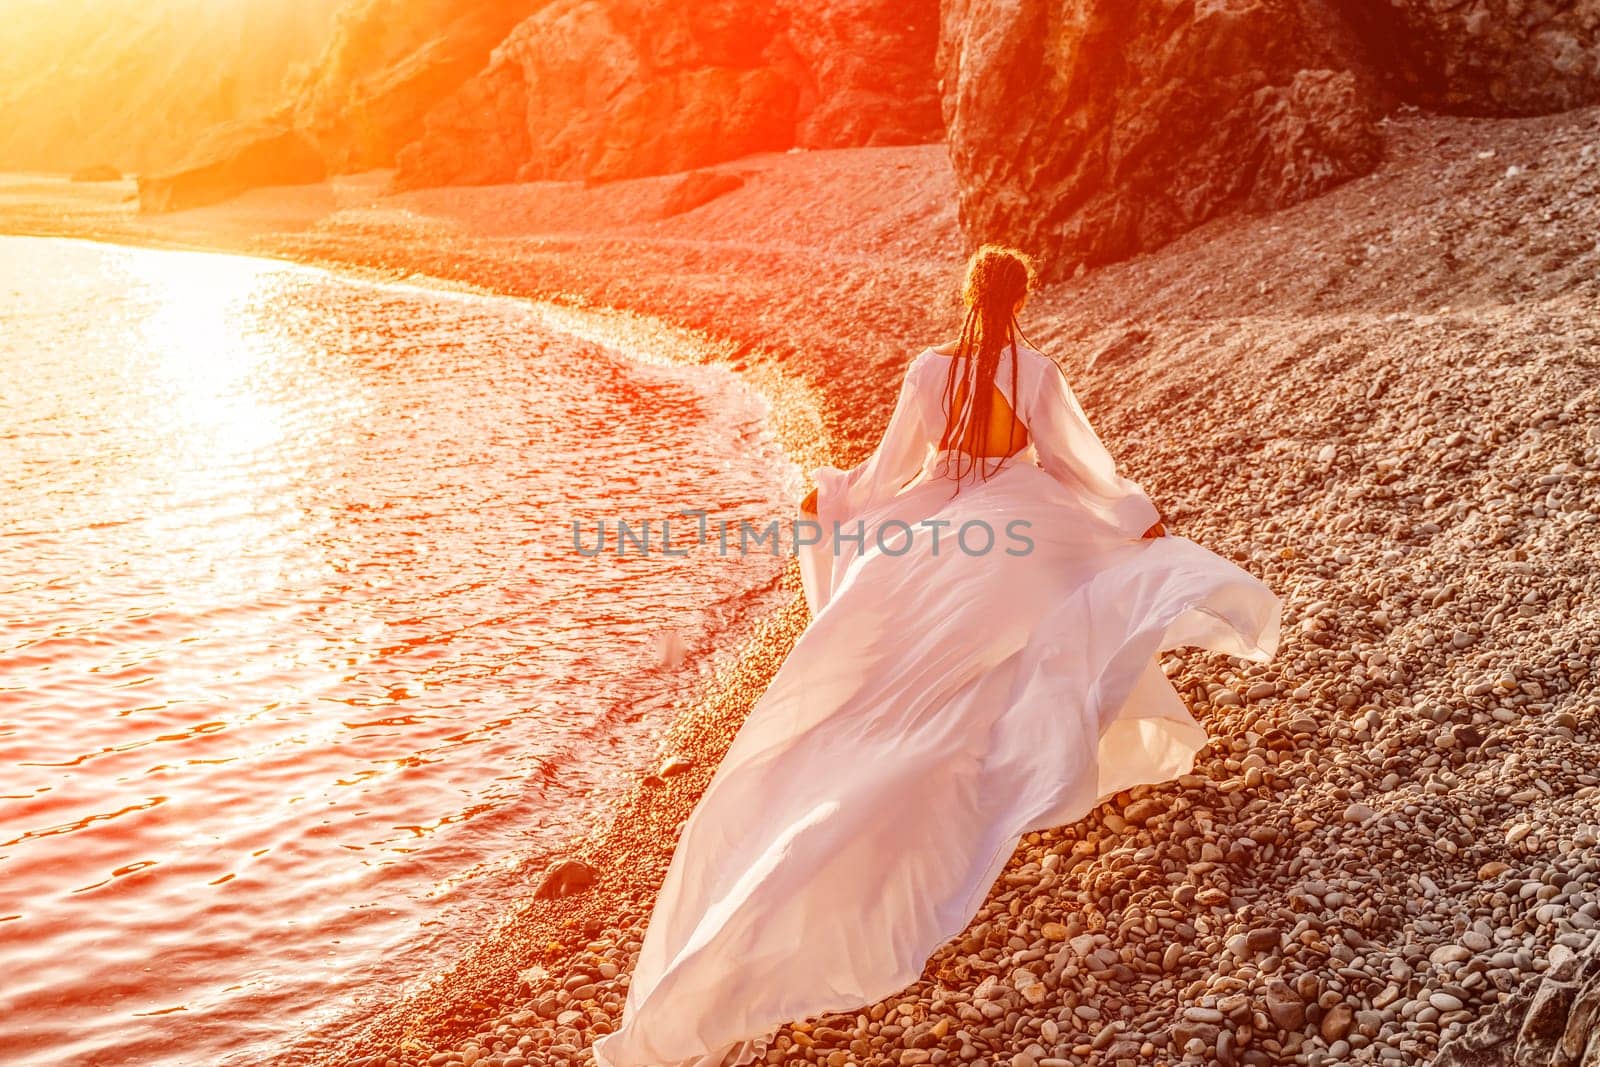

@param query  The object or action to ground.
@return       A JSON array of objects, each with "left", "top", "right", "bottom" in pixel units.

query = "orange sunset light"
[{"left": 3, "top": 3, "right": 1600, "bottom": 1067}]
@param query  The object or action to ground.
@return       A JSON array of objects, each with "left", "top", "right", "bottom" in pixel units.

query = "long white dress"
[{"left": 592, "top": 343, "right": 1280, "bottom": 1067}]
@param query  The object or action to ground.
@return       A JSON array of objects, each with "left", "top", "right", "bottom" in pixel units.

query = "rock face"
[
  {"left": 70, "top": 165, "right": 122, "bottom": 183},
  {"left": 137, "top": 122, "right": 325, "bottom": 214},
  {"left": 521, "top": 0, "right": 799, "bottom": 185},
  {"left": 1435, "top": 936, "right": 1600, "bottom": 1066},
  {"left": 0, "top": 0, "right": 338, "bottom": 175},
  {"left": 394, "top": 0, "right": 940, "bottom": 190},
  {"left": 939, "top": 0, "right": 1382, "bottom": 274},
  {"left": 1343, "top": 0, "right": 1600, "bottom": 115},
  {"left": 940, "top": 0, "right": 1600, "bottom": 276},
  {"left": 383, "top": 41, "right": 533, "bottom": 189},
  {"left": 290, "top": 0, "right": 544, "bottom": 172},
  {"left": 778, "top": 0, "right": 943, "bottom": 148}
]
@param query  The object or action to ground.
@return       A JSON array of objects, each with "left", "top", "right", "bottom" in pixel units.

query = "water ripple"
[{"left": 0, "top": 237, "right": 793, "bottom": 1067}]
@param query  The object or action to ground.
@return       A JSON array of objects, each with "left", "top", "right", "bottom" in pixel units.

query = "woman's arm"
[
  {"left": 804, "top": 353, "right": 931, "bottom": 522},
  {"left": 797, "top": 354, "right": 931, "bottom": 616},
  {"left": 1029, "top": 355, "right": 1162, "bottom": 538}
]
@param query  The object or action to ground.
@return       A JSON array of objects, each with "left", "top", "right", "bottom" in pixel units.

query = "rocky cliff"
[
  {"left": 941, "top": 0, "right": 1600, "bottom": 277},
  {"left": 288, "top": 0, "right": 545, "bottom": 173},
  {"left": 0, "top": 0, "right": 338, "bottom": 174},
  {"left": 137, "top": 121, "right": 326, "bottom": 213},
  {"left": 77, "top": 0, "right": 938, "bottom": 207},
  {"left": 392, "top": 0, "right": 941, "bottom": 189},
  {"left": 76, "top": 0, "right": 1600, "bottom": 279}
]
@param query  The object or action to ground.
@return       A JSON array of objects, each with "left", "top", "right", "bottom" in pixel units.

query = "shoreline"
[
  {"left": 0, "top": 157, "right": 954, "bottom": 1064},
  {"left": 8, "top": 106, "right": 1600, "bottom": 1066},
  {"left": 0, "top": 227, "right": 839, "bottom": 1062},
  {"left": 0, "top": 232, "right": 804, "bottom": 1067}
]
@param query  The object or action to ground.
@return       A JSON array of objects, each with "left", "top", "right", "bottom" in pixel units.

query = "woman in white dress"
[{"left": 592, "top": 245, "right": 1280, "bottom": 1067}]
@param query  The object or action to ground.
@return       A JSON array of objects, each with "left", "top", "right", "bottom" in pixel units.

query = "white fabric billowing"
[{"left": 592, "top": 344, "right": 1280, "bottom": 1067}]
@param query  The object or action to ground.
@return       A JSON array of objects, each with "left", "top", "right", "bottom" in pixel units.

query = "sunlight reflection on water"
[{"left": 0, "top": 236, "right": 792, "bottom": 1066}]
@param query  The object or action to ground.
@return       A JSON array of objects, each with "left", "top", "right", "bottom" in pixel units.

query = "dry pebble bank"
[{"left": 5, "top": 109, "right": 1600, "bottom": 1067}]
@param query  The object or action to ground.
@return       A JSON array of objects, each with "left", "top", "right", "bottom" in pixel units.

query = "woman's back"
[{"left": 929, "top": 340, "right": 1030, "bottom": 460}]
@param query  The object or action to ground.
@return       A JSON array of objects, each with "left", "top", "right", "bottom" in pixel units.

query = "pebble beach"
[{"left": 4, "top": 101, "right": 1599, "bottom": 1067}]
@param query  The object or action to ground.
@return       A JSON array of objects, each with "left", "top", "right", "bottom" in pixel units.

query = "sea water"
[{"left": 0, "top": 236, "right": 793, "bottom": 1065}]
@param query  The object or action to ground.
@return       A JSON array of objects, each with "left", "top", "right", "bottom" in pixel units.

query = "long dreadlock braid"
[{"left": 938, "top": 244, "right": 1038, "bottom": 488}]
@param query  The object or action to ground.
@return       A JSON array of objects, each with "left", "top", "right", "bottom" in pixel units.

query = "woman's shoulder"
[{"left": 925, "top": 339, "right": 1051, "bottom": 360}]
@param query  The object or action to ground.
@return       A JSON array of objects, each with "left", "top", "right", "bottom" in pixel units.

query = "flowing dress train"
[{"left": 592, "top": 343, "right": 1281, "bottom": 1067}]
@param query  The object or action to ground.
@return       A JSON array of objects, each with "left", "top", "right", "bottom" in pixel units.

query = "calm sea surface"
[{"left": 0, "top": 236, "right": 793, "bottom": 1066}]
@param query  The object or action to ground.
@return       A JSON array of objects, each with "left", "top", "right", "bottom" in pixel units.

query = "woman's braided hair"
[{"left": 938, "top": 244, "right": 1038, "bottom": 487}]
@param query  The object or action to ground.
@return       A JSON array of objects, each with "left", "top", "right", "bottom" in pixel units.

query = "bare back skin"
[{"left": 931, "top": 340, "right": 1030, "bottom": 459}]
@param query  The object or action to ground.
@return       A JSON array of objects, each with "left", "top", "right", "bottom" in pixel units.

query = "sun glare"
[{"left": 133, "top": 251, "right": 285, "bottom": 457}]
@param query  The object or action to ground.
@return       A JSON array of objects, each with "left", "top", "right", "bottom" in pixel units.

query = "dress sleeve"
[
  {"left": 799, "top": 353, "right": 934, "bottom": 616},
  {"left": 810, "top": 352, "right": 934, "bottom": 528},
  {"left": 1027, "top": 354, "right": 1160, "bottom": 538}
]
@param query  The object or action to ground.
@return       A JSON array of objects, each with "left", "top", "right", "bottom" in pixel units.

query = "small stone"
[
  {"left": 1264, "top": 980, "right": 1305, "bottom": 1030},
  {"left": 1246, "top": 927, "right": 1281, "bottom": 954},
  {"left": 659, "top": 755, "right": 694, "bottom": 777},
  {"left": 1320, "top": 1004, "right": 1354, "bottom": 1042},
  {"left": 1012, "top": 968, "right": 1047, "bottom": 1005},
  {"left": 1123, "top": 797, "right": 1167, "bottom": 825},
  {"left": 536, "top": 858, "right": 597, "bottom": 899},
  {"left": 1343, "top": 803, "right": 1378, "bottom": 825},
  {"left": 1171, "top": 1021, "right": 1220, "bottom": 1050}
]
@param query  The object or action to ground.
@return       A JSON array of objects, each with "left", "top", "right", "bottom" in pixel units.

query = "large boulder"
[
  {"left": 137, "top": 121, "right": 325, "bottom": 213},
  {"left": 393, "top": 0, "right": 940, "bottom": 190},
  {"left": 395, "top": 0, "right": 790, "bottom": 188},
  {"left": 938, "top": 0, "right": 1382, "bottom": 275},
  {"left": 939, "top": 0, "right": 1600, "bottom": 276}
]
